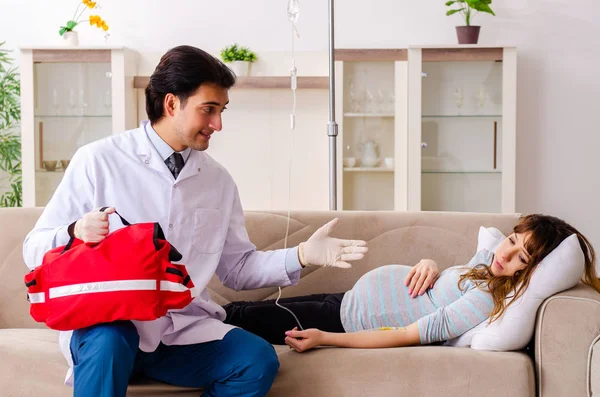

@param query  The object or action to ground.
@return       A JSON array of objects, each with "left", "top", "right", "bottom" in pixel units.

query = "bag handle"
[
  {"left": 165, "top": 267, "right": 192, "bottom": 288},
  {"left": 99, "top": 206, "right": 131, "bottom": 226},
  {"left": 61, "top": 207, "right": 131, "bottom": 254}
]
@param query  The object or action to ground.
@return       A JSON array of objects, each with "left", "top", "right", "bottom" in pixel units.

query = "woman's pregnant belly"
[{"left": 340, "top": 265, "right": 439, "bottom": 332}]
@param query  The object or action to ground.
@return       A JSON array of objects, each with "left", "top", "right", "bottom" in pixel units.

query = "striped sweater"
[{"left": 340, "top": 249, "right": 495, "bottom": 344}]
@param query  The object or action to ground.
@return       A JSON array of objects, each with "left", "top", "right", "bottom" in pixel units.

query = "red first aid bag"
[{"left": 24, "top": 208, "right": 195, "bottom": 331}]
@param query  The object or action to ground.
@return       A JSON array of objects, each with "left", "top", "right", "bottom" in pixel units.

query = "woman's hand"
[
  {"left": 404, "top": 259, "right": 440, "bottom": 298},
  {"left": 285, "top": 325, "right": 422, "bottom": 350},
  {"left": 284, "top": 328, "right": 323, "bottom": 352}
]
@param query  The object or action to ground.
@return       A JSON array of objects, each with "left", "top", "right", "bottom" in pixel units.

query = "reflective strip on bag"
[
  {"left": 28, "top": 292, "right": 45, "bottom": 303},
  {"left": 160, "top": 280, "right": 189, "bottom": 292},
  {"left": 49, "top": 280, "right": 157, "bottom": 299}
]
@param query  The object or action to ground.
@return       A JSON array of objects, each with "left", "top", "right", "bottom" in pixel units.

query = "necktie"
[{"left": 165, "top": 152, "right": 184, "bottom": 179}]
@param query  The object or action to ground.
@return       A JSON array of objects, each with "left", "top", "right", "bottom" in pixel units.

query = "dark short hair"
[{"left": 145, "top": 45, "right": 236, "bottom": 123}]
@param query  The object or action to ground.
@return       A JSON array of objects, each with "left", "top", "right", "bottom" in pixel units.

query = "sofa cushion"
[
  {"left": 0, "top": 328, "right": 203, "bottom": 397},
  {"left": 0, "top": 329, "right": 72, "bottom": 396},
  {"left": 0, "top": 209, "right": 46, "bottom": 329},
  {"left": 272, "top": 345, "right": 535, "bottom": 396},
  {"left": 0, "top": 328, "right": 535, "bottom": 397}
]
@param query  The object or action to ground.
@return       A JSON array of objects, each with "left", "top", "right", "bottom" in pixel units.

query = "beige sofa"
[{"left": 1, "top": 208, "right": 599, "bottom": 397}]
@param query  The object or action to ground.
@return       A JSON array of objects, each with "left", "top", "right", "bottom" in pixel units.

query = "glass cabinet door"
[
  {"left": 33, "top": 60, "right": 112, "bottom": 206},
  {"left": 408, "top": 47, "right": 517, "bottom": 214},
  {"left": 421, "top": 59, "right": 502, "bottom": 212},
  {"left": 335, "top": 50, "right": 409, "bottom": 212},
  {"left": 341, "top": 61, "right": 396, "bottom": 210}
]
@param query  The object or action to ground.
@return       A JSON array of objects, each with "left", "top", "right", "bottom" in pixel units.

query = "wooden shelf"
[
  {"left": 133, "top": 76, "right": 329, "bottom": 90},
  {"left": 420, "top": 47, "right": 504, "bottom": 62},
  {"left": 32, "top": 49, "right": 111, "bottom": 63},
  {"left": 334, "top": 47, "right": 503, "bottom": 62},
  {"left": 335, "top": 49, "right": 408, "bottom": 62}
]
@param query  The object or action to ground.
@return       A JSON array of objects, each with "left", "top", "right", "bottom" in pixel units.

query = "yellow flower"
[
  {"left": 89, "top": 15, "right": 101, "bottom": 27},
  {"left": 63, "top": 3, "right": 107, "bottom": 37}
]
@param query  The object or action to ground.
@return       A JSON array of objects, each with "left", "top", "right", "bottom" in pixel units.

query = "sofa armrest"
[{"left": 535, "top": 283, "right": 600, "bottom": 397}]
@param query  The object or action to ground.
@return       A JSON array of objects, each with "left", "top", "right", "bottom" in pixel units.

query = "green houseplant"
[
  {"left": 446, "top": 0, "right": 495, "bottom": 44},
  {"left": 0, "top": 42, "right": 22, "bottom": 207},
  {"left": 220, "top": 44, "right": 258, "bottom": 77}
]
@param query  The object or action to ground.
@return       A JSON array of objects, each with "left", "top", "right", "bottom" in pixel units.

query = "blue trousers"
[{"left": 70, "top": 321, "right": 279, "bottom": 397}]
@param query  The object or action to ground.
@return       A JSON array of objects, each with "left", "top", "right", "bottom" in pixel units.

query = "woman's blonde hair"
[{"left": 458, "top": 214, "right": 599, "bottom": 323}]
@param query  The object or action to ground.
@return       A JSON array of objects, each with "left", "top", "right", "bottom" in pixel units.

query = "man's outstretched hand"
[{"left": 299, "top": 218, "right": 368, "bottom": 269}]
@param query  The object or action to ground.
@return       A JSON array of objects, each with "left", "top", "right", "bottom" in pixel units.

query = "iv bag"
[{"left": 287, "top": 0, "right": 300, "bottom": 24}]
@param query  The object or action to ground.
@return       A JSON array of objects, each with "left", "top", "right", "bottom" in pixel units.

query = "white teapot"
[{"left": 360, "top": 140, "right": 380, "bottom": 167}]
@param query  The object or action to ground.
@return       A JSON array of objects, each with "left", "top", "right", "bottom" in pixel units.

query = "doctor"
[{"left": 22, "top": 45, "right": 368, "bottom": 397}]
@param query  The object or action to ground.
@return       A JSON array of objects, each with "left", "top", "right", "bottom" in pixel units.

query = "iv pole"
[{"left": 327, "top": 0, "right": 338, "bottom": 210}]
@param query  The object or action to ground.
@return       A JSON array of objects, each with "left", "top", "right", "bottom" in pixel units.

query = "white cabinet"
[
  {"left": 334, "top": 49, "right": 409, "bottom": 211},
  {"left": 20, "top": 46, "right": 137, "bottom": 207},
  {"left": 407, "top": 46, "right": 517, "bottom": 213},
  {"left": 335, "top": 46, "right": 517, "bottom": 213}
]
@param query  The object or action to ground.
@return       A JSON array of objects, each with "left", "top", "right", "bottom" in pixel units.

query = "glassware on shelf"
[
  {"left": 359, "top": 140, "right": 380, "bottom": 167},
  {"left": 69, "top": 89, "right": 77, "bottom": 115},
  {"left": 79, "top": 89, "right": 88, "bottom": 115},
  {"left": 42, "top": 160, "right": 57, "bottom": 172},
  {"left": 387, "top": 90, "right": 395, "bottom": 113},
  {"left": 343, "top": 157, "right": 357, "bottom": 168},
  {"left": 359, "top": 67, "right": 369, "bottom": 113},
  {"left": 347, "top": 78, "right": 359, "bottom": 113},
  {"left": 364, "top": 89, "right": 374, "bottom": 114},
  {"left": 103, "top": 89, "right": 112, "bottom": 114},
  {"left": 52, "top": 89, "right": 60, "bottom": 115},
  {"left": 343, "top": 144, "right": 356, "bottom": 168},
  {"left": 375, "top": 89, "right": 385, "bottom": 114},
  {"left": 384, "top": 157, "right": 394, "bottom": 169},
  {"left": 477, "top": 85, "right": 487, "bottom": 109},
  {"left": 454, "top": 87, "right": 464, "bottom": 114}
]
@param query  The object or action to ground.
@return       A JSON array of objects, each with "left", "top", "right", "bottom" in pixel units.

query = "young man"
[{"left": 22, "top": 45, "right": 367, "bottom": 397}]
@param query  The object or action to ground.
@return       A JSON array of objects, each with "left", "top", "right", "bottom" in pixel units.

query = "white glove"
[
  {"left": 299, "top": 218, "right": 368, "bottom": 269},
  {"left": 74, "top": 207, "right": 115, "bottom": 243}
]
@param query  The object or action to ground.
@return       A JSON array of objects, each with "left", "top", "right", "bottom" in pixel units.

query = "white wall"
[{"left": 1, "top": 0, "right": 599, "bottom": 258}]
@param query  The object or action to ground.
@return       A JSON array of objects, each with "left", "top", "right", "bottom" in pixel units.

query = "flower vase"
[
  {"left": 62, "top": 31, "right": 79, "bottom": 46},
  {"left": 229, "top": 61, "right": 250, "bottom": 77}
]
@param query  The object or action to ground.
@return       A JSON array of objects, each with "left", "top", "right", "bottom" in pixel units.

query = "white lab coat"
[{"left": 22, "top": 121, "right": 301, "bottom": 385}]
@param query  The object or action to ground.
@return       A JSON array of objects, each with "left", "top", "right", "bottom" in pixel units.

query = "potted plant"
[
  {"left": 59, "top": 0, "right": 110, "bottom": 46},
  {"left": 0, "top": 42, "right": 22, "bottom": 207},
  {"left": 220, "top": 44, "right": 258, "bottom": 77},
  {"left": 446, "top": 0, "right": 495, "bottom": 44}
]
